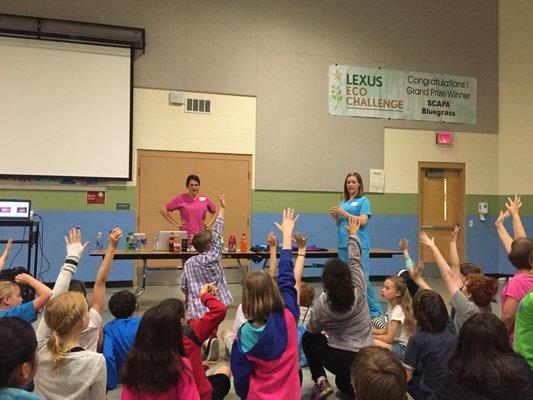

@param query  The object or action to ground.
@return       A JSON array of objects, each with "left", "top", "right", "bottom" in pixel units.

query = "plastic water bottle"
[
  {"left": 139, "top": 233, "right": 147, "bottom": 252},
  {"left": 96, "top": 232, "right": 103, "bottom": 252},
  {"left": 152, "top": 234, "right": 159, "bottom": 251}
]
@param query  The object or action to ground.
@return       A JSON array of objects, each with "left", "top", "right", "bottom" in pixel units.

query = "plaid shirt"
[{"left": 181, "top": 217, "right": 233, "bottom": 319}]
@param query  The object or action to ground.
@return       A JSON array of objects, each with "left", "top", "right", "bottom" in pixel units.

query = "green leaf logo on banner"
[{"left": 331, "top": 85, "right": 343, "bottom": 110}]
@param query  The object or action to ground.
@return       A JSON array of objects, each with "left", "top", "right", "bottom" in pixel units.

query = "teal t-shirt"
[
  {"left": 337, "top": 195, "right": 371, "bottom": 249},
  {"left": 514, "top": 291, "right": 533, "bottom": 369}
]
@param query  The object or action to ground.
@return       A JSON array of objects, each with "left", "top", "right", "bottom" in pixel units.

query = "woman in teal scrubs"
[{"left": 330, "top": 172, "right": 383, "bottom": 320}]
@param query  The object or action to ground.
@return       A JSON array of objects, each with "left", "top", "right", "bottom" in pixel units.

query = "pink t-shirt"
[
  {"left": 121, "top": 358, "right": 199, "bottom": 400},
  {"left": 501, "top": 272, "right": 533, "bottom": 335},
  {"left": 166, "top": 193, "right": 216, "bottom": 236}
]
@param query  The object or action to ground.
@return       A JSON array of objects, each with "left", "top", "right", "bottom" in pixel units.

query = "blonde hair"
[
  {"left": 0, "top": 281, "right": 16, "bottom": 304},
  {"left": 44, "top": 291, "right": 87, "bottom": 370},
  {"left": 242, "top": 271, "right": 284, "bottom": 324},
  {"left": 387, "top": 276, "right": 417, "bottom": 335}
]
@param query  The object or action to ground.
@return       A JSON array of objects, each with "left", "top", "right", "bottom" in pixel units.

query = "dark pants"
[{"left": 302, "top": 331, "right": 357, "bottom": 397}]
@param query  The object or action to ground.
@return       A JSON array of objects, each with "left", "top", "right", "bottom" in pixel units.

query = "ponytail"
[{"left": 44, "top": 292, "right": 87, "bottom": 370}]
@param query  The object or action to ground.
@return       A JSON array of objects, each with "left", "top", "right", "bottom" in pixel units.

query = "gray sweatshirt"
[{"left": 306, "top": 235, "right": 373, "bottom": 352}]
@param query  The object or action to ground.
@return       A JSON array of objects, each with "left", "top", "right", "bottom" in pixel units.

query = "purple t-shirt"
[
  {"left": 166, "top": 193, "right": 216, "bottom": 236},
  {"left": 501, "top": 272, "right": 533, "bottom": 336}
]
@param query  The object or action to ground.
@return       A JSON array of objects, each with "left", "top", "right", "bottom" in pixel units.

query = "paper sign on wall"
[
  {"left": 369, "top": 169, "right": 385, "bottom": 193},
  {"left": 87, "top": 191, "right": 106, "bottom": 205}
]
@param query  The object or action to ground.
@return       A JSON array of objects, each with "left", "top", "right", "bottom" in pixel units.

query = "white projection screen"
[{"left": 0, "top": 37, "right": 132, "bottom": 180}]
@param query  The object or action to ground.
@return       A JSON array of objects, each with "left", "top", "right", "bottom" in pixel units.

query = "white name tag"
[
  {"left": 199, "top": 197, "right": 206, "bottom": 201},
  {"left": 351, "top": 201, "right": 358, "bottom": 206}
]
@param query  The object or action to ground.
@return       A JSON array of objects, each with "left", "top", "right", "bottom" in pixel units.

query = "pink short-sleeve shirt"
[
  {"left": 166, "top": 193, "right": 216, "bottom": 236},
  {"left": 501, "top": 272, "right": 533, "bottom": 336}
]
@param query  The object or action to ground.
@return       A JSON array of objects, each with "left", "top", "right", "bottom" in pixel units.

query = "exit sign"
[{"left": 436, "top": 131, "right": 454, "bottom": 146}]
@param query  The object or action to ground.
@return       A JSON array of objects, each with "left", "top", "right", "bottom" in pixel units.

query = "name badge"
[
  {"left": 199, "top": 197, "right": 206, "bottom": 202},
  {"left": 351, "top": 201, "right": 358, "bottom": 206}
]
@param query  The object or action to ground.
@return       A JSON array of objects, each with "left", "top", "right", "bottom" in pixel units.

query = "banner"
[{"left": 329, "top": 65, "right": 477, "bottom": 124}]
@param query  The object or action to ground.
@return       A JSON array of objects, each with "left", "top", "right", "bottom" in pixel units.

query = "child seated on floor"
[
  {"left": 0, "top": 272, "right": 51, "bottom": 323},
  {"left": 351, "top": 346, "right": 409, "bottom": 400},
  {"left": 102, "top": 290, "right": 141, "bottom": 391},
  {"left": 373, "top": 276, "right": 416, "bottom": 361},
  {"left": 180, "top": 193, "right": 233, "bottom": 325},
  {"left": 0, "top": 317, "right": 41, "bottom": 400},
  {"left": 176, "top": 285, "right": 231, "bottom": 400},
  {"left": 403, "top": 290, "right": 457, "bottom": 400}
]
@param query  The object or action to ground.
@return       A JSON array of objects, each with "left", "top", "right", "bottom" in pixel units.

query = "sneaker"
[
  {"left": 202, "top": 337, "right": 220, "bottom": 362},
  {"left": 311, "top": 379, "right": 334, "bottom": 400}
]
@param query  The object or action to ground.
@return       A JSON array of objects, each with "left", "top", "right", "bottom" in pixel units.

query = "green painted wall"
[
  {"left": 0, "top": 186, "right": 136, "bottom": 211},
  {"left": 1, "top": 186, "right": 531, "bottom": 216}
]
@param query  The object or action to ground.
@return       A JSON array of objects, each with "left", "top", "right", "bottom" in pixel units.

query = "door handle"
[{"left": 419, "top": 225, "right": 455, "bottom": 229}]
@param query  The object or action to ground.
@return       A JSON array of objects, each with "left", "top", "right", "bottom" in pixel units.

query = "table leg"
[
  {"left": 134, "top": 259, "right": 147, "bottom": 297},
  {"left": 236, "top": 259, "right": 246, "bottom": 279}
]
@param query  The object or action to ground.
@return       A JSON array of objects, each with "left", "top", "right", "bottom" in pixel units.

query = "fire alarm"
[{"left": 436, "top": 131, "right": 454, "bottom": 146}]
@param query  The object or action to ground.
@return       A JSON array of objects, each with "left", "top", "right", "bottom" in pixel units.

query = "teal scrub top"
[{"left": 337, "top": 195, "right": 371, "bottom": 249}]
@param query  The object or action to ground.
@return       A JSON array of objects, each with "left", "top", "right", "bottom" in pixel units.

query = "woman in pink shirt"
[
  {"left": 120, "top": 299, "right": 199, "bottom": 400},
  {"left": 160, "top": 175, "right": 217, "bottom": 236}
]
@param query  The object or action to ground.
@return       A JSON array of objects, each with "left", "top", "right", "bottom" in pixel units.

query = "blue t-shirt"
[
  {"left": 337, "top": 195, "right": 371, "bottom": 249},
  {"left": 403, "top": 322, "right": 457, "bottom": 396},
  {"left": 0, "top": 301, "right": 37, "bottom": 323},
  {"left": 0, "top": 387, "right": 42, "bottom": 400}
]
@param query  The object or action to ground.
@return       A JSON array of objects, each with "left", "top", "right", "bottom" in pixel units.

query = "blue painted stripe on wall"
[
  {"left": 251, "top": 212, "right": 528, "bottom": 276},
  {"left": 2, "top": 210, "right": 135, "bottom": 282}
]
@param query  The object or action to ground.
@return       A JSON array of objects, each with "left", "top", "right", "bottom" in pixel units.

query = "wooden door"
[
  {"left": 136, "top": 150, "right": 252, "bottom": 270},
  {"left": 419, "top": 162, "right": 465, "bottom": 263}
]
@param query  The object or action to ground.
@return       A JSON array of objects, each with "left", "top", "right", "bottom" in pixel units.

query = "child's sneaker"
[
  {"left": 311, "top": 379, "right": 334, "bottom": 400},
  {"left": 202, "top": 337, "right": 219, "bottom": 362}
]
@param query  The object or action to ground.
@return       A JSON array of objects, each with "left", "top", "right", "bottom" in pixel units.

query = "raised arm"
[
  {"left": 0, "top": 239, "right": 12, "bottom": 270},
  {"left": 14, "top": 273, "right": 52, "bottom": 311},
  {"left": 267, "top": 231, "right": 277, "bottom": 278},
  {"left": 293, "top": 232, "right": 308, "bottom": 303},
  {"left": 408, "top": 260, "right": 432, "bottom": 291},
  {"left": 506, "top": 195, "right": 527, "bottom": 239},
  {"left": 274, "top": 208, "right": 299, "bottom": 320},
  {"left": 495, "top": 211, "right": 513, "bottom": 254},
  {"left": 92, "top": 228, "right": 122, "bottom": 315},
  {"left": 36, "top": 227, "right": 89, "bottom": 341},
  {"left": 196, "top": 193, "right": 225, "bottom": 264},
  {"left": 399, "top": 238, "right": 414, "bottom": 271},
  {"left": 420, "top": 232, "right": 462, "bottom": 297},
  {"left": 194, "top": 284, "right": 227, "bottom": 341},
  {"left": 449, "top": 224, "right": 460, "bottom": 269},
  {"left": 346, "top": 217, "right": 365, "bottom": 294}
]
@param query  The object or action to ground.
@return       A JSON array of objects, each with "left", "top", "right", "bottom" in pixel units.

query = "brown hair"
[
  {"left": 192, "top": 230, "right": 213, "bottom": 253},
  {"left": 351, "top": 346, "right": 407, "bottom": 400},
  {"left": 412, "top": 290, "right": 448, "bottom": 332},
  {"left": 0, "top": 281, "right": 16, "bottom": 304},
  {"left": 299, "top": 283, "right": 315, "bottom": 308},
  {"left": 343, "top": 172, "right": 364, "bottom": 200},
  {"left": 466, "top": 274, "right": 498, "bottom": 308},
  {"left": 242, "top": 271, "right": 284, "bottom": 325},
  {"left": 44, "top": 292, "right": 88, "bottom": 370},
  {"left": 459, "top": 263, "right": 482, "bottom": 277},
  {"left": 508, "top": 238, "right": 533, "bottom": 270},
  {"left": 387, "top": 276, "right": 417, "bottom": 335}
]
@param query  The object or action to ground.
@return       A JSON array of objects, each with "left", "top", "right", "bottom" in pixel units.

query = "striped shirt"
[{"left": 181, "top": 217, "right": 233, "bottom": 319}]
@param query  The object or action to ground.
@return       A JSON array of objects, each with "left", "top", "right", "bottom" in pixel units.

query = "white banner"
[{"left": 329, "top": 65, "right": 477, "bottom": 124}]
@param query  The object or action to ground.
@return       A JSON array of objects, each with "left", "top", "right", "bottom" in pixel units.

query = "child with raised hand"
[
  {"left": 180, "top": 193, "right": 233, "bottom": 322},
  {"left": 0, "top": 317, "right": 41, "bottom": 400},
  {"left": 0, "top": 272, "right": 51, "bottom": 323},
  {"left": 120, "top": 298, "right": 199, "bottom": 400},
  {"left": 0, "top": 239, "right": 12, "bottom": 270},
  {"left": 34, "top": 291, "right": 106, "bottom": 399},
  {"left": 35, "top": 227, "right": 122, "bottom": 352},
  {"left": 396, "top": 238, "right": 421, "bottom": 298},
  {"left": 494, "top": 195, "right": 533, "bottom": 335},
  {"left": 102, "top": 290, "right": 141, "bottom": 391},
  {"left": 372, "top": 276, "right": 416, "bottom": 361},
  {"left": 231, "top": 208, "right": 300, "bottom": 400},
  {"left": 303, "top": 216, "right": 373, "bottom": 400},
  {"left": 419, "top": 231, "right": 497, "bottom": 332},
  {"left": 178, "top": 285, "right": 231, "bottom": 400},
  {"left": 403, "top": 290, "right": 457, "bottom": 400}
]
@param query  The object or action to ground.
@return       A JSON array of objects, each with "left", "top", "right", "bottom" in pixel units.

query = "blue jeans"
[{"left": 338, "top": 247, "right": 382, "bottom": 317}]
